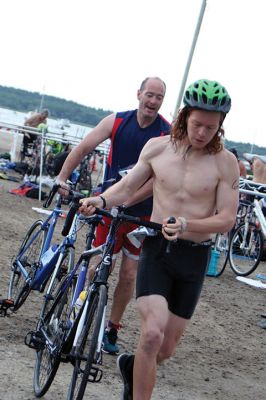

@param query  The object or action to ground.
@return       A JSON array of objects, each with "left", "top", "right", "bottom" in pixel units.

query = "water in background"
[{"left": 0, "top": 107, "right": 93, "bottom": 140}]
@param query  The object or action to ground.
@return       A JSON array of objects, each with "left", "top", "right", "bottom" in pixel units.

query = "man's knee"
[
  {"left": 119, "top": 256, "right": 138, "bottom": 282},
  {"left": 140, "top": 326, "right": 164, "bottom": 354}
]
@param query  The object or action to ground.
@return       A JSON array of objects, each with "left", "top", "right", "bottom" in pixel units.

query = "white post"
[
  {"left": 173, "top": 0, "right": 207, "bottom": 119},
  {"left": 10, "top": 130, "right": 18, "bottom": 162},
  {"left": 39, "top": 129, "right": 45, "bottom": 201}
]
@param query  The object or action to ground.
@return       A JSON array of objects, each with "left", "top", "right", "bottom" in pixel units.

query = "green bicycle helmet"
[{"left": 184, "top": 79, "right": 231, "bottom": 113}]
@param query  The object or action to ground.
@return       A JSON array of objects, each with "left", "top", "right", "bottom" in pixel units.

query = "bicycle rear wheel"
[
  {"left": 34, "top": 273, "right": 76, "bottom": 397},
  {"left": 229, "top": 222, "right": 264, "bottom": 276},
  {"left": 9, "top": 220, "right": 46, "bottom": 311},
  {"left": 67, "top": 284, "right": 107, "bottom": 400}
]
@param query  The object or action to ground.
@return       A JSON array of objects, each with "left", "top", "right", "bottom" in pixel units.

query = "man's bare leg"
[
  {"left": 133, "top": 296, "right": 189, "bottom": 400},
  {"left": 108, "top": 253, "right": 138, "bottom": 324},
  {"left": 133, "top": 295, "right": 169, "bottom": 400}
]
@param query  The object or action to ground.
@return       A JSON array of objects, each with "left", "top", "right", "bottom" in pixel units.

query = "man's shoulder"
[
  {"left": 115, "top": 110, "right": 136, "bottom": 119},
  {"left": 158, "top": 113, "right": 171, "bottom": 127},
  {"left": 215, "top": 148, "right": 239, "bottom": 177},
  {"left": 143, "top": 136, "right": 169, "bottom": 157}
]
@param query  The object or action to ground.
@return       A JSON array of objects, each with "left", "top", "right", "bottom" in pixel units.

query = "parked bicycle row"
[{"left": 209, "top": 177, "right": 266, "bottom": 278}]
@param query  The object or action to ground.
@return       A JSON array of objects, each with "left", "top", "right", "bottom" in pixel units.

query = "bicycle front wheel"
[
  {"left": 37, "top": 247, "right": 75, "bottom": 327},
  {"left": 34, "top": 272, "right": 76, "bottom": 397},
  {"left": 77, "top": 159, "right": 92, "bottom": 194},
  {"left": 9, "top": 219, "right": 46, "bottom": 311},
  {"left": 67, "top": 284, "right": 107, "bottom": 400},
  {"left": 229, "top": 222, "right": 264, "bottom": 276}
]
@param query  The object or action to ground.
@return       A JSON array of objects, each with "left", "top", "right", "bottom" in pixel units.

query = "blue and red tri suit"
[{"left": 95, "top": 109, "right": 171, "bottom": 256}]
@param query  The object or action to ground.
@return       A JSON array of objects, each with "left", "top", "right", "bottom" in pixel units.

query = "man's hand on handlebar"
[
  {"left": 79, "top": 196, "right": 104, "bottom": 216},
  {"left": 55, "top": 178, "right": 71, "bottom": 197},
  {"left": 162, "top": 216, "right": 187, "bottom": 241}
]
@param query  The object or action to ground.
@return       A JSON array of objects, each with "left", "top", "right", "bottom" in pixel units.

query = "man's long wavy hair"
[{"left": 170, "top": 107, "right": 226, "bottom": 154}]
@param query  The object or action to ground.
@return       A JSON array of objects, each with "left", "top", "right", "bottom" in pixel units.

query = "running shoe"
[
  {"left": 117, "top": 353, "right": 134, "bottom": 400},
  {"left": 102, "top": 328, "right": 119, "bottom": 354}
]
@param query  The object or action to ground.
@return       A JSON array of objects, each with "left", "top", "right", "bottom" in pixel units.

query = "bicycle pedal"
[
  {"left": 24, "top": 330, "right": 45, "bottom": 351},
  {"left": 60, "top": 352, "right": 71, "bottom": 363},
  {"left": 0, "top": 299, "right": 14, "bottom": 317},
  {"left": 88, "top": 366, "right": 103, "bottom": 383}
]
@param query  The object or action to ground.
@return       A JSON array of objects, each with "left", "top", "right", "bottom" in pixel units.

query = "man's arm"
[
  {"left": 57, "top": 113, "right": 115, "bottom": 188},
  {"left": 187, "top": 156, "right": 240, "bottom": 234},
  {"left": 79, "top": 143, "right": 153, "bottom": 213},
  {"left": 123, "top": 177, "right": 153, "bottom": 208}
]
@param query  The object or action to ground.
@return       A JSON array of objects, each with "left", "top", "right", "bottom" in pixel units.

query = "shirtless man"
[
  {"left": 79, "top": 79, "right": 239, "bottom": 400},
  {"left": 243, "top": 153, "right": 266, "bottom": 183},
  {"left": 22, "top": 109, "right": 49, "bottom": 159},
  {"left": 252, "top": 157, "right": 266, "bottom": 183},
  {"left": 25, "top": 109, "right": 49, "bottom": 128}
]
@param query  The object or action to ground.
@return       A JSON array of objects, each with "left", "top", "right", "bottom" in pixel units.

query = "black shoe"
[{"left": 117, "top": 353, "right": 134, "bottom": 400}]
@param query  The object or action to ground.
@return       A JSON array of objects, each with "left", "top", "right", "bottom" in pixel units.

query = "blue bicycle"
[
  {"left": 25, "top": 202, "right": 162, "bottom": 400},
  {"left": 25, "top": 202, "right": 103, "bottom": 397},
  {"left": 5, "top": 185, "right": 81, "bottom": 313}
]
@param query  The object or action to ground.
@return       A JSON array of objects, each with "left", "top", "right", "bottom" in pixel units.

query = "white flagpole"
[{"left": 173, "top": 0, "right": 207, "bottom": 119}]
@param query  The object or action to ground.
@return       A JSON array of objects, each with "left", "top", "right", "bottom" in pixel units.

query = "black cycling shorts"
[{"left": 136, "top": 235, "right": 211, "bottom": 319}]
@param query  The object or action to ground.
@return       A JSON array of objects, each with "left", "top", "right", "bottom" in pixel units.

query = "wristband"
[
  {"left": 177, "top": 216, "right": 187, "bottom": 233},
  {"left": 99, "top": 195, "right": 107, "bottom": 209}
]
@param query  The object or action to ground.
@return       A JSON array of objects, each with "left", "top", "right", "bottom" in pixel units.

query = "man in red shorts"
[{"left": 57, "top": 77, "right": 170, "bottom": 353}]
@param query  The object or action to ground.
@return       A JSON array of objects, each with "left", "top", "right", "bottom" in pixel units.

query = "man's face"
[
  {"left": 137, "top": 79, "right": 165, "bottom": 120},
  {"left": 186, "top": 109, "right": 222, "bottom": 149}
]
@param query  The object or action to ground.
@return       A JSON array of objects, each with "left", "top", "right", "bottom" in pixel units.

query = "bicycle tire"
[
  {"left": 229, "top": 222, "right": 264, "bottom": 276},
  {"left": 9, "top": 220, "right": 46, "bottom": 311},
  {"left": 212, "top": 232, "right": 230, "bottom": 277},
  {"left": 34, "top": 272, "right": 76, "bottom": 397},
  {"left": 67, "top": 284, "right": 107, "bottom": 400},
  {"left": 37, "top": 247, "right": 75, "bottom": 327},
  {"left": 77, "top": 159, "right": 92, "bottom": 194}
]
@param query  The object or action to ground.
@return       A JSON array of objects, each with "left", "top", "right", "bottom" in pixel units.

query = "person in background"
[
  {"left": 251, "top": 156, "right": 266, "bottom": 183},
  {"left": 243, "top": 153, "right": 266, "bottom": 183},
  {"left": 79, "top": 79, "right": 239, "bottom": 400},
  {"left": 229, "top": 148, "right": 247, "bottom": 178},
  {"left": 56, "top": 77, "right": 171, "bottom": 354},
  {"left": 22, "top": 109, "right": 49, "bottom": 159}
]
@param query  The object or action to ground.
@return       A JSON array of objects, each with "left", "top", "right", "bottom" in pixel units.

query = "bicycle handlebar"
[
  {"left": 93, "top": 207, "right": 163, "bottom": 232},
  {"left": 61, "top": 189, "right": 85, "bottom": 236},
  {"left": 239, "top": 178, "right": 266, "bottom": 192},
  {"left": 43, "top": 184, "right": 60, "bottom": 208},
  {"left": 239, "top": 188, "right": 266, "bottom": 198}
]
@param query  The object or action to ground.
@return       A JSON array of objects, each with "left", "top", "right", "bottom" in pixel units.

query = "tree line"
[
  {"left": 0, "top": 85, "right": 265, "bottom": 157},
  {"left": 0, "top": 85, "right": 112, "bottom": 127}
]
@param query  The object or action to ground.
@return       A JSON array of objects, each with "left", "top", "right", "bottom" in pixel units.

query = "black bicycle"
[{"left": 27, "top": 201, "right": 162, "bottom": 400}]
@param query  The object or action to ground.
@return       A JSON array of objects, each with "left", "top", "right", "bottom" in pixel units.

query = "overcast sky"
[{"left": 1, "top": 0, "right": 265, "bottom": 147}]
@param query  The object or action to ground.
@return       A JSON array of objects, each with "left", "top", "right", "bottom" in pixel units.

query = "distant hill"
[
  {"left": 0, "top": 85, "right": 265, "bottom": 157},
  {"left": 223, "top": 139, "right": 266, "bottom": 158},
  {"left": 0, "top": 85, "right": 113, "bottom": 127}
]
